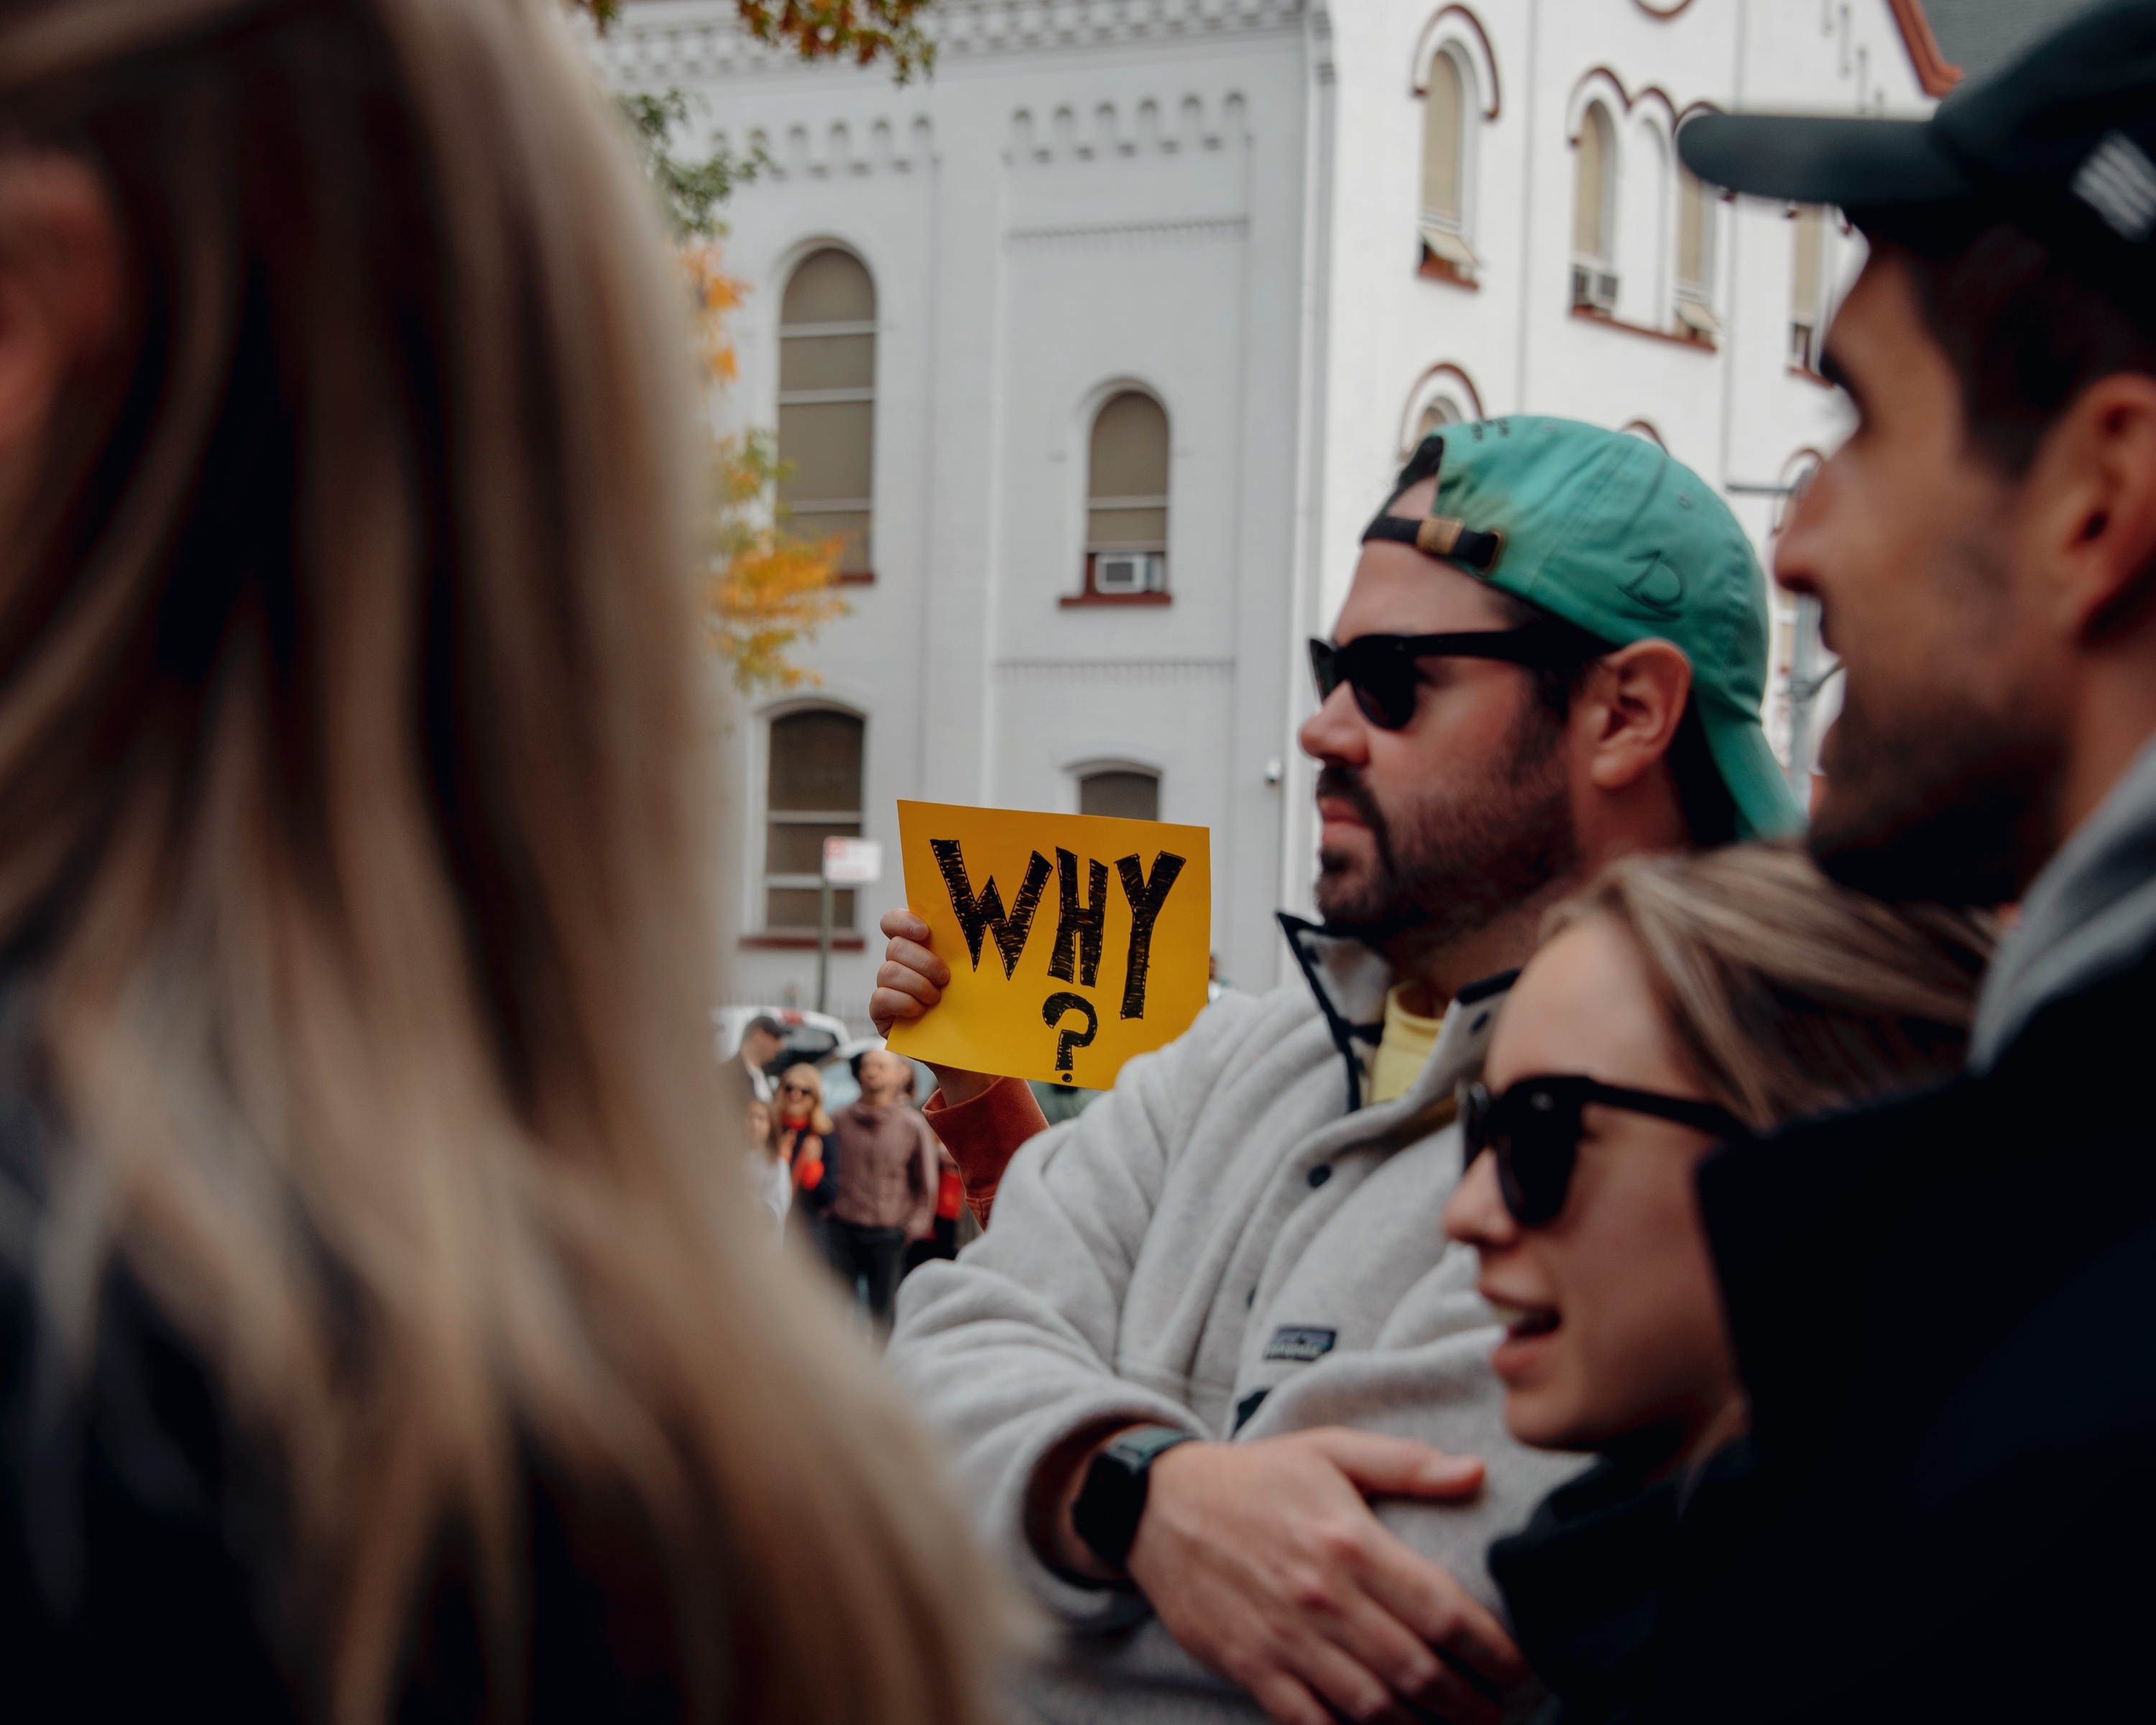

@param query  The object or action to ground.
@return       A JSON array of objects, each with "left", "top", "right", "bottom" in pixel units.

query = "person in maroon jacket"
[{"left": 819, "top": 1049, "right": 940, "bottom": 1322}]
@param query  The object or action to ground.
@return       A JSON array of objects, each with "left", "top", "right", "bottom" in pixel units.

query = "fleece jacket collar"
[{"left": 1275, "top": 911, "right": 1521, "bottom": 1113}]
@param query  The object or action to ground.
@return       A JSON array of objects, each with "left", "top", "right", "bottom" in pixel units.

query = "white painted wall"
[{"left": 594, "top": 0, "right": 1933, "bottom": 1013}]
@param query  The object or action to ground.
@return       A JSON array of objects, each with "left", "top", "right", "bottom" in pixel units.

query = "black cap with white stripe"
[{"left": 1680, "top": 1, "right": 2156, "bottom": 323}]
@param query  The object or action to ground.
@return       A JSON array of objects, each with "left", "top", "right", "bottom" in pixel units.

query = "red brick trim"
[
  {"left": 834, "top": 571, "right": 876, "bottom": 586},
  {"left": 1886, "top": 0, "right": 1961, "bottom": 98},
  {"left": 1416, "top": 253, "right": 1480, "bottom": 290},
  {"left": 1569, "top": 305, "right": 1716, "bottom": 352},
  {"left": 740, "top": 933, "right": 867, "bottom": 950},
  {"left": 1059, "top": 590, "right": 1173, "bottom": 608}
]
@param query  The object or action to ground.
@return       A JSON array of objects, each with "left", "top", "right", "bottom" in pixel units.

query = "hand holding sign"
[{"left": 885, "top": 801, "right": 1211, "bottom": 1090}]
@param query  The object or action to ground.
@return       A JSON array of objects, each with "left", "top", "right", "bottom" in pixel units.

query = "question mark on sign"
[{"left": 1041, "top": 992, "right": 1099, "bottom": 1079}]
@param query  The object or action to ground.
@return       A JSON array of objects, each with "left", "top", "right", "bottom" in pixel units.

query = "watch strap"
[{"left": 1071, "top": 1424, "right": 1199, "bottom": 1575}]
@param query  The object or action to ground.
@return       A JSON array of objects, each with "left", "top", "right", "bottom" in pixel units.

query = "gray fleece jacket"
[{"left": 888, "top": 916, "right": 1583, "bottom": 1724}]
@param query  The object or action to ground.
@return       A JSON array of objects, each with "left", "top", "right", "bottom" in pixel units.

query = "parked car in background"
[
  {"left": 713, "top": 1005, "right": 850, "bottom": 1071},
  {"left": 711, "top": 1008, "right": 934, "bottom": 1112}
]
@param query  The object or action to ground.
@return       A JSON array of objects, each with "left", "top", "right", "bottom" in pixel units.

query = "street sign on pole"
[
  {"left": 816, "top": 838, "right": 883, "bottom": 1013},
  {"left": 823, "top": 837, "right": 883, "bottom": 883}
]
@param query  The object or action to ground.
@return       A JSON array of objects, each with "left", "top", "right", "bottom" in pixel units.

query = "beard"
[
  {"left": 1807, "top": 533, "right": 2058, "bottom": 907},
  {"left": 1809, "top": 683, "right": 2056, "bottom": 906},
  {"left": 1314, "top": 696, "right": 1580, "bottom": 947}
]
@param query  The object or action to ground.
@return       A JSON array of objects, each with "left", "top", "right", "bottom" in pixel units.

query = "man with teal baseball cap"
[
  {"left": 881, "top": 416, "right": 1796, "bottom": 1725},
  {"left": 1337, "top": 415, "right": 1802, "bottom": 845}
]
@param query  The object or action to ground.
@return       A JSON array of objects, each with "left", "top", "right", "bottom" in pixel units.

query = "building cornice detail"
[
  {"left": 592, "top": 0, "right": 1304, "bottom": 85},
  {"left": 994, "top": 658, "right": 1235, "bottom": 684},
  {"left": 1006, "top": 216, "right": 1248, "bottom": 249}
]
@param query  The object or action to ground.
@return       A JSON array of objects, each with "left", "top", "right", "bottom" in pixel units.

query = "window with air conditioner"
[
  {"left": 1572, "top": 104, "right": 1618, "bottom": 314},
  {"left": 1076, "top": 391, "right": 1170, "bottom": 603}
]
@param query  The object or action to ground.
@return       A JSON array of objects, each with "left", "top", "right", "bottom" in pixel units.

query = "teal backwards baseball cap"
[{"left": 1362, "top": 415, "right": 1805, "bottom": 842}]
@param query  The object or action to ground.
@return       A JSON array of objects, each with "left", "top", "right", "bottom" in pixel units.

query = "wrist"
[
  {"left": 1069, "top": 1425, "right": 1200, "bottom": 1576},
  {"left": 931, "top": 1064, "right": 997, "bottom": 1107}
]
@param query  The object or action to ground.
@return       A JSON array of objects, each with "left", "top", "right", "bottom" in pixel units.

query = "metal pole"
[{"left": 816, "top": 872, "right": 834, "bottom": 1015}]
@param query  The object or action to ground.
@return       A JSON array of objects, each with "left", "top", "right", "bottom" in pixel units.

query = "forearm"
[{"left": 923, "top": 1074, "right": 1047, "bottom": 1225}]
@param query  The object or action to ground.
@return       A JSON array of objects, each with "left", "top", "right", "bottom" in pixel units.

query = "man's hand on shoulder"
[
  {"left": 871, "top": 908, "right": 995, "bottom": 1105},
  {"left": 1128, "top": 1429, "right": 1524, "bottom": 1725}
]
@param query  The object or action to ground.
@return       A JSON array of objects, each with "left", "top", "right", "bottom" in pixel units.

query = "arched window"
[
  {"left": 1079, "top": 768, "right": 1159, "bottom": 822},
  {"left": 1418, "top": 50, "right": 1477, "bottom": 282},
  {"left": 1079, "top": 391, "right": 1169, "bottom": 600},
  {"left": 764, "top": 709, "right": 865, "bottom": 930},
  {"left": 1571, "top": 103, "right": 1616, "bottom": 312},
  {"left": 778, "top": 249, "right": 875, "bottom": 576},
  {"left": 1412, "top": 395, "right": 1463, "bottom": 450},
  {"left": 1675, "top": 165, "right": 1718, "bottom": 337},
  {"left": 1789, "top": 204, "right": 1826, "bottom": 372}
]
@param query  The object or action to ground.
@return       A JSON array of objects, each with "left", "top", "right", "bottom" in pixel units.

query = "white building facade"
[{"left": 594, "top": 0, "right": 1957, "bottom": 1017}]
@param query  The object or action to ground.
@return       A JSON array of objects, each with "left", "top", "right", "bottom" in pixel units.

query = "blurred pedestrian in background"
[
  {"left": 0, "top": 0, "right": 1003, "bottom": 1719},
  {"left": 744, "top": 1097, "right": 789, "bottom": 1233},
  {"left": 723, "top": 1012, "right": 786, "bottom": 1111},
  {"left": 775, "top": 1062, "right": 832, "bottom": 1191},
  {"left": 906, "top": 1144, "right": 968, "bottom": 1276},
  {"left": 1442, "top": 845, "right": 1991, "bottom": 1723},
  {"left": 824, "top": 1048, "right": 939, "bottom": 1325}
]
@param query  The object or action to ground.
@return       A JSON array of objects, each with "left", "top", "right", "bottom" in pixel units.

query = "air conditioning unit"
[
  {"left": 1571, "top": 264, "right": 1618, "bottom": 313},
  {"left": 1095, "top": 553, "right": 1161, "bottom": 594}
]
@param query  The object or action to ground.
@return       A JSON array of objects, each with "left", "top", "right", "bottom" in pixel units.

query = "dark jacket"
[
  {"left": 1487, "top": 1440, "right": 1679, "bottom": 1725},
  {"left": 1673, "top": 945, "right": 2156, "bottom": 1720},
  {"left": 1488, "top": 1434, "right": 1788, "bottom": 1725},
  {"left": 0, "top": 1022, "right": 694, "bottom": 1719}
]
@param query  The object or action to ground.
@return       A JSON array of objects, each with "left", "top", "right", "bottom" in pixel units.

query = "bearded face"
[
  {"left": 1314, "top": 688, "right": 1581, "bottom": 948},
  {"left": 1800, "top": 468, "right": 2060, "bottom": 906},
  {"left": 1774, "top": 252, "right": 2072, "bottom": 909}
]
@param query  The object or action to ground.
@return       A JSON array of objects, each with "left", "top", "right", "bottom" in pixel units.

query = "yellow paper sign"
[{"left": 886, "top": 799, "right": 1212, "bottom": 1091}]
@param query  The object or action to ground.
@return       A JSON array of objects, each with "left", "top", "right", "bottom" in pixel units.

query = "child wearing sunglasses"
[{"left": 1441, "top": 843, "right": 1991, "bottom": 1723}]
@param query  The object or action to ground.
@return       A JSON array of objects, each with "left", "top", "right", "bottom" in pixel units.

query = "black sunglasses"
[
  {"left": 1309, "top": 623, "right": 1608, "bottom": 731},
  {"left": 1460, "top": 1074, "right": 1752, "bottom": 1228}
]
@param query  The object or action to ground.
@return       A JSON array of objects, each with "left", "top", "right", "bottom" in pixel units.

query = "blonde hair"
[
  {"left": 775, "top": 1062, "right": 835, "bottom": 1136},
  {"left": 1547, "top": 843, "right": 1996, "bottom": 1132},
  {"left": 0, "top": 1, "right": 1004, "bottom": 1719}
]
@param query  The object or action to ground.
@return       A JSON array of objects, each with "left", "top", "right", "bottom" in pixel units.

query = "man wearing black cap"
[{"left": 1674, "top": 4, "right": 2156, "bottom": 1716}]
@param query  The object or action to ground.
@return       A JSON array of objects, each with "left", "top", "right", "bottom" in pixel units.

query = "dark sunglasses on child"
[
  {"left": 1460, "top": 1075, "right": 1753, "bottom": 1228},
  {"left": 1307, "top": 621, "right": 1609, "bottom": 732}
]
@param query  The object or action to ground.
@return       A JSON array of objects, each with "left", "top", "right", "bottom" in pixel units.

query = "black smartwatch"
[{"left": 1070, "top": 1425, "right": 1199, "bottom": 1574}]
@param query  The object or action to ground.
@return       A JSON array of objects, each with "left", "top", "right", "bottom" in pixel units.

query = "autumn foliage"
[
  {"left": 576, "top": 0, "right": 935, "bottom": 83},
  {"left": 674, "top": 239, "right": 849, "bottom": 694},
  {"left": 607, "top": 77, "right": 860, "bottom": 694},
  {"left": 706, "top": 430, "right": 850, "bottom": 691}
]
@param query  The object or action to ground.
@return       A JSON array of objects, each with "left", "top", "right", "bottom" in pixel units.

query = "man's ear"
[
  {"left": 1577, "top": 640, "right": 1692, "bottom": 794},
  {"left": 2024, "top": 370, "right": 2156, "bottom": 643},
  {"left": 0, "top": 150, "right": 124, "bottom": 454}
]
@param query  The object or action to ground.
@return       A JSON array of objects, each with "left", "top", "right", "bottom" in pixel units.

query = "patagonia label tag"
[{"left": 1263, "top": 1326, "right": 1338, "bottom": 1363}]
